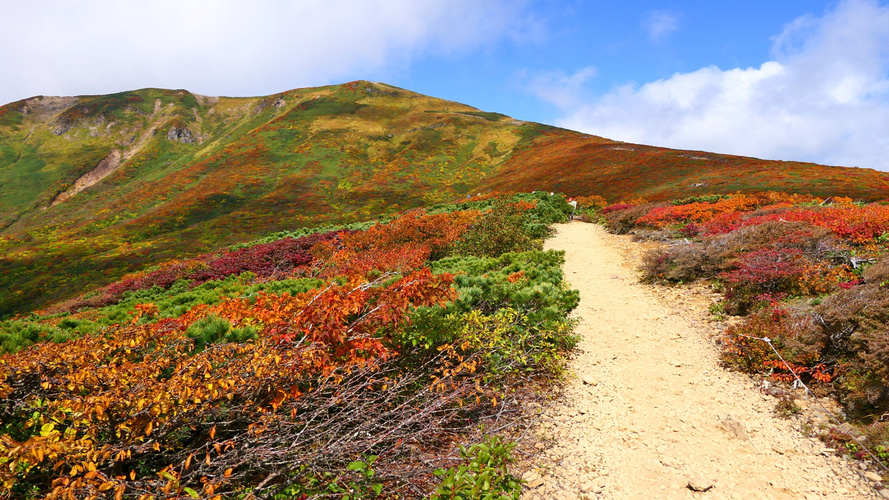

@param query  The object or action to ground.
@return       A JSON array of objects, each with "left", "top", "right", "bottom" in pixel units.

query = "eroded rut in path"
[{"left": 522, "top": 223, "right": 881, "bottom": 500}]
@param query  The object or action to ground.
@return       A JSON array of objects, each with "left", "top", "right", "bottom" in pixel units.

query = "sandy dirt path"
[{"left": 521, "top": 223, "right": 882, "bottom": 500}]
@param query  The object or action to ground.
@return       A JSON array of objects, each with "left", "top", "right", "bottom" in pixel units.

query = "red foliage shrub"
[
  {"left": 100, "top": 230, "right": 348, "bottom": 301},
  {"left": 602, "top": 203, "right": 635, "bottom": 214},
  {"left": 604, "top": 203, "right": 665, "bottom": 234},
  {"left": 704, "top": 204, "right": 889, "bottom": 244},
  {"left": 722, "top": 305, "right": 827, "bottom": 383},
  {"left": 339, "top": 210, "right": 478, "bottom": 260}
]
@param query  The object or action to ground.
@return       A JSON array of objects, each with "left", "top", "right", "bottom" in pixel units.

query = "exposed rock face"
[
  {"left": 51, "top": 149, "right": 122, "bottom": 206},
  {"left": 166, "top": 126, "right": 195, "bottom": 144}
]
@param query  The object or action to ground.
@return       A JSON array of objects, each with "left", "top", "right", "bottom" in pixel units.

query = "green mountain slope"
[{"left": 1, "top": 81, "right": 889, "bottom": 316}]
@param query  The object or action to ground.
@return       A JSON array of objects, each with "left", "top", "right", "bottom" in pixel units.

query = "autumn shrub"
[
  {"left": 0, "top": 195, "right": 584, "bottom": 498},
  {"left": 864, "top": 255, "right": 889, "bottom": 285},
  {"left": 812, "top": 284, "right": 889, "bottom": 415},
  {"left": 0, "top": 260, "right": 573, "bottom": 498},
  {"left": 604, "top": 203, "right": 665, "bottom": 234},
  {"left": 641, "top": 221, "right": 849, "bottom": 311},
  {"left": 95, "top": 230, "right": 347, "bottom": 306},
  {"left": 721, "top": 305, "right": 828, "bottom": 383},
  {"left": 718, "top": 248, "right": 807, "bottom": 313},
  {"left": 721, "top": 281, "right": 889, "bottom": 418},
  {"left": 638, "top": 194, "right": 761, "bottom": 228},
  {"left": 703, "top": 203, "right": 889, "bottom": 244},
  {"left": 337, "top": 210, "right": 477, "bottom": 261},
  {"left": 575, "top": 194, "right": 608, "bottom": 211}
]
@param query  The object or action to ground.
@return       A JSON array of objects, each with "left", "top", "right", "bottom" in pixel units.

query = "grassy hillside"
[
  {"left": 483, "top": 129, "right": 889, "bottom": 201},
  {"left": 2, "top": 81, "right": 889, "bottom": 317},
  {"left": 0, "top": 82, "right": 542, "bottom": 316}
]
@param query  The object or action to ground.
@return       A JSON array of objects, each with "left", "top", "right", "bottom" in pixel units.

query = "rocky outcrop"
[
  {"left": 166, "top": 126, "right": 195, "bottom": 144},
  {"left": 51, "top": 149, "right": 122, "bottom": 206}
]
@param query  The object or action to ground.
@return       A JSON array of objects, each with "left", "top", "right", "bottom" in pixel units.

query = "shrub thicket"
[{"left": 0, "top": 195, "right": 579, "bottom": 499}]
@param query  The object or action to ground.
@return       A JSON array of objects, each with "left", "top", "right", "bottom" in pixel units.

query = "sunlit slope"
[
  {"left": 0, "top": 82, "right": 540, "bottom": 316},
  {"left": 482, "top": 129, "right": 889, "bottom": 201},
  {"left": 2, "top": 81, "right": 889, "bottom": 317}
]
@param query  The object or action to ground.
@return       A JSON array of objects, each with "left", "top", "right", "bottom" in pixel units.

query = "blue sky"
[{"left": 2, "top": 0, "right": 888, "bottom": 171}]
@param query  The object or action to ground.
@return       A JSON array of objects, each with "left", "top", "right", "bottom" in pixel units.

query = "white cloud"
[
  {"left": 521, "top": 67, "right": 597, "bottom": 109},
  {"left": 547, "top": 0, "right": 889, "bottom": 171},
  {"left": 642, "top": 10, "right": 679, "bottom": 43},
  {"left": 0, "top": 0, "right": 533, "bottom": 104}
]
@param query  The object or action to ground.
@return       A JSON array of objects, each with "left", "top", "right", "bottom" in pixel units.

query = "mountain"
[{"left": 2, "top": 80, "right": 888, "bottom": 316}]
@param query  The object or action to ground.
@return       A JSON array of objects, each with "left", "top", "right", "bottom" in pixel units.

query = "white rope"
[{"left": 738, "top": 333, "right": 889, "bottom": 477}]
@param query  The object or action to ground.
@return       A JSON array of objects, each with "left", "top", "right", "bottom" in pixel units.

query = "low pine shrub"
[
  {"left": 186, "top": 314, "right": 258, "bottom": 352},
  {"left": 453, "top": 200, "right": 536, "bottom": 257}
]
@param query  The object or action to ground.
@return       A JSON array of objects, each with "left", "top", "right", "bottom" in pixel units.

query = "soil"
[{"left": 521, "top": 222, "right": 885, "bottom": 500}]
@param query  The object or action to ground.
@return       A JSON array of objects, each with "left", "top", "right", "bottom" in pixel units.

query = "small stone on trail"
[
  {"left": 527, "top": 477, "right": 544, "bottom": 489},
  {"left": 718, "top": 414, "right": 749, "bottom": 440},
  {"left": 687, "top": 477, "right": 714, "bottom": 492},
  {"left": 523, "top": 470, "right": 545, "bottom": 489},
  {"left": 582, "top": 376, "right": 598, "bottom": 386},
  {"left": 865, "top": 471, "right": 883, "bottom": 482}
]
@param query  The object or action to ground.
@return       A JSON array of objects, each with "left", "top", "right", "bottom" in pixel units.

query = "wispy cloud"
[
  {"left": 521, "top": 67, "right": 597, "bottom": 109},
  {"left": 642, "top": 10, "right": 680, "bottom": 43},
  {"left": 537, "top": 0, "right": 889, "bottom": 170}
]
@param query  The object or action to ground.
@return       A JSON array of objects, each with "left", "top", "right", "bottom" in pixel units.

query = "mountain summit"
[{"left": 1, "top": 81, "right": 888, "bottom": 316}]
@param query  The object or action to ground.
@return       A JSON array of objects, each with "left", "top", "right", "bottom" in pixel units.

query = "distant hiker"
[{"left": 569, "top": 198, "right": 578, "bottom": 221}]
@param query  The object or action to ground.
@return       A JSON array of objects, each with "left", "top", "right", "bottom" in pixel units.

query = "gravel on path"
[{"left": 521, "top": 223, "right": 883, "bottom": 500}]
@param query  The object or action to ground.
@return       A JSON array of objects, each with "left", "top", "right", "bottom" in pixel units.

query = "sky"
[{"left": 2, "top": 0, "right": 889, "bottom": 171}]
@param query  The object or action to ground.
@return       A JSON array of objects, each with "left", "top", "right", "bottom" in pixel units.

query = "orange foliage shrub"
[{"left": 0, "top": 268, "right": 456, "bottom": 498}]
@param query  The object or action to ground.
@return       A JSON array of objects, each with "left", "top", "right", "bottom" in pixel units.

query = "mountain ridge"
[{"left": 1, "top": 80, "right": 889, "bottom": 316}]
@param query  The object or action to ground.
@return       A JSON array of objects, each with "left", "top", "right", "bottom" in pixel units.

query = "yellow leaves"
[
  {"left": 224, "top": 468, "right": 233, "bottom": 478},
  {"left": 114, "top": 483, "right": 126, "bottom": 500},
  {"left": 144, "top": 421, "right": 153, "bottom": 436},
  {"left": 204, "top": 453, "right": 212, "bottom": 466},
  {"left": 209, "top": 425, "right": 216, "bottom": 439}
]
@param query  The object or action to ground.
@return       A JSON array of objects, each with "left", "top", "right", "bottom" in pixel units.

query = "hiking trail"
[{"left": 521, "top": 222, "right": 883, "bottom": 500}]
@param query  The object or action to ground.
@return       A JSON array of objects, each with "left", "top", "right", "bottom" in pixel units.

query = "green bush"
[
  {"left": 433, "top": 250, "right": 579, "bottom": 331},
  {"left": 430, "top": 435, "right": 522, "bottom": 500},
  {"left": 186, "top": 315, "right": 257, "bottom": 352},
  {"left": 453, "top": 200, "right": 536, "bottom": 258}
]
